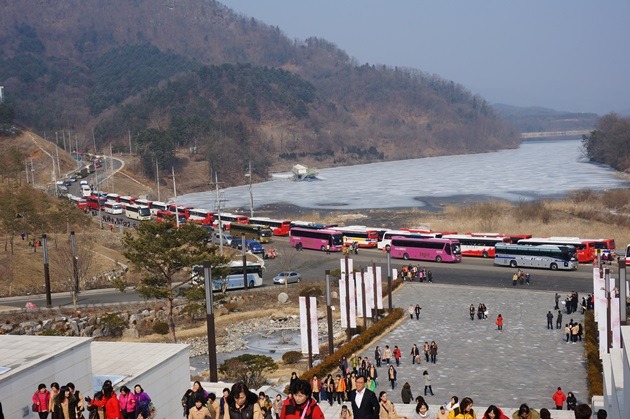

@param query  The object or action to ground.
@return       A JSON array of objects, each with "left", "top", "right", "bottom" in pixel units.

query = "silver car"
[{"left": 273, "top": 271, "right": 302, "bottom": 284}]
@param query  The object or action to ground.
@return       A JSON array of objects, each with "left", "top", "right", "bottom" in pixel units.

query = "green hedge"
[
  {"left": 584, "top": 310, "right": 603, "bottom": 397},
  {"left": 298, "top": 307, "right": 405, "bottom": 383}
]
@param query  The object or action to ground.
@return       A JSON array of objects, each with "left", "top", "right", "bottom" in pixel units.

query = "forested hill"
[{"left": 0, "top": 0, "right": 518, "bottom": 185}]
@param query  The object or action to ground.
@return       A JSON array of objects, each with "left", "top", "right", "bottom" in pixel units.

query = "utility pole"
[
  {"left": 172, "top": 167, "right": 179, "bottom": 228},
  {"left": 215, "top": 173, "right": 224, "bottom": 256},
  {"left": 247, "top": 161, "right": 254, "bottom": 218},
  {"left": 42, "top": 234, "right": 52, "bottom": 308},
  {"left": 92, "top": 129, "right": 102, "bottom": 229},
  {"left": 109, "top": 143, "right": 114, "bottom": 193},
  {"left": 156, "top": 157, "right": 160, "bottom": 201},
  {"left": 203, "top": 261, "right": 218, "bottom": 382},
  {"left": 71, "top": 231, "right": 79, "bottom": 311},
  {"left": 344, "top": 253, "right": 351, "bottom": 341},
  {"left": 325, "top": 270, "right": 334, "bottom": 356},
  {"left": 30, "top": 158, "right": 35, "bottom": 186},
  {"left": 128, "top": 130, "right": 133, "bottom": 155}
]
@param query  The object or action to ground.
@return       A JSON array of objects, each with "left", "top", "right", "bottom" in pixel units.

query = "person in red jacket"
[
  {"left": 392, "top": 346, "right": 402, "bottom": 366},
  {"left": 281, "top": 379, "right": 325, "bottom": 419},
  {"left": 482, "top": 405, "right": 510, "bottom": 419},
  {"left": 552, "top": 387, "right": 566, "bottom": 410},
  {"left": 88, "top": 383, "right": 121, "bottom": 419},
  {"left": 32, "top": 383, "right": 51, "bottom": 418}
]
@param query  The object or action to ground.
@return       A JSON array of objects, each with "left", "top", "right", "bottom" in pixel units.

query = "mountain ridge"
[{"left": 0, "top": 0, "right": 519, "bottom": 185}]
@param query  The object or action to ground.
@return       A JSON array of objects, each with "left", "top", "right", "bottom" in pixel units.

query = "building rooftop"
[{"left": 0, "top": 335, "right": 92, "bottom": 383}]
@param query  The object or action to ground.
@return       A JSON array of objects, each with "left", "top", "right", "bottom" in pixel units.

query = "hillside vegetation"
[
  {"left": 0, "top": 0, "right": 518, "bottom": 187},
  {"left": 582, "top": 113, "right": 630, "bottom": 172}
]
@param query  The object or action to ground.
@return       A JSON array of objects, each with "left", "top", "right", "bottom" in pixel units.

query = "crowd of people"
[
  {"left": 399, "top": 265, "right": 434, "bottom": 283},
  {"left": 31, "top": 381, "right": 154, "bottom": 419}
]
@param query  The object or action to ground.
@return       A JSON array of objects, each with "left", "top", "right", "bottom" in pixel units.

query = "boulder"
[
  {"left": 92, "top": 328, "right": 103, "bottom": 338},
  {"left": 122, "top": 328, "right": 139, "bottom": 339}
]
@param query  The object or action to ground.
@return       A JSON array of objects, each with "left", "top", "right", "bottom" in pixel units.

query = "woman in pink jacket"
[
  {"left": 32, "top": 383, "right": 51, "bottom": 418},
  {"left": 118, "top": 386, "right": 136, "bottom": 419}
]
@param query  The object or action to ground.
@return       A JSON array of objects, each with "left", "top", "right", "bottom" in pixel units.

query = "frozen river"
[{"left": 178, "top": 139, "right": 629, "bottom": 210}]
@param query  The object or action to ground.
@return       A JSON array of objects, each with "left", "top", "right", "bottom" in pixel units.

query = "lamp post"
[
  {"left": 203, "top": 261, "right": 218, "bottom": 382},
  {"left": 42, "top": 234, "right": 52, "bottom": 308},
  {"left": 71, "top": 231, "right": 79, "bottom": 310},
  {"left": 386, "top": 247, "right": 393, "bottom": 312},
  {"left": 619, "top": 259, "right": 627, "bottom": 326},
  {"left": 325, "top": 270, "right": 334, "bottom": 356}
]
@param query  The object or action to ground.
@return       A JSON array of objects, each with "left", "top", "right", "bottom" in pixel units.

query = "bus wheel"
[
  {"left": 403, "top": 253, "right": 410, "bottom": 260},
  {"left": 296, "top": 243, "right": 303, "bottom": 251},
  {"left": 249, "top": 280, "right": 255, "bottom": 288},
  {"left": 550, "top": 263, "right": 558, "bottom": 270},
  {"left": 482, "top": 251, "right": 489, "bottom": 258},
  {"left": 436, "top": 256, "right": 443, "bottom": 263},
  {"left": 509, "top": 260, "right": 517, "bottom": 268}
]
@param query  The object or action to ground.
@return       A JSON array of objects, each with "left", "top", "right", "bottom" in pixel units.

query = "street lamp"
[{"left": 203, "top": 261, "right": 218, "bottom": 382}]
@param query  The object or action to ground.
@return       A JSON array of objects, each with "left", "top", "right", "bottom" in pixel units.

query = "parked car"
[
  {"left": 273, "top": 271, "right": 302, "bottom": 284},
  {"left": 63, "top": 179, "right": 72, "bottom": 187},
  {"left": 232, "top": 239, "right": 263, "bottom": 254},
  {"left": 213, "top": 232, "right": 233, "bottom": 246}
]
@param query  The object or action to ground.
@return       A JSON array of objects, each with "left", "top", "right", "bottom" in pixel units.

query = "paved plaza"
[{"left": 321, "top": 282, "right": 588, "bottom": 418}]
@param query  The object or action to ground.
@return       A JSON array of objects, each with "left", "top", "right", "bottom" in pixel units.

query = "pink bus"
[
  {"left": 389, "top": 237, "right": 462, "bottom": 263},
  {"left": 289, "top": 227, "right": 344, "bottom": 252}
]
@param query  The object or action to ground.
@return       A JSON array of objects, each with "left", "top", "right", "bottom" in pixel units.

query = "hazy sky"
[{"left": 219, "top": 0, "right": 630, "bottom": 115}]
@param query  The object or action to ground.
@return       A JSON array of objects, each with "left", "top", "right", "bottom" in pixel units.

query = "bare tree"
[{"left": 50, "top": 232, "right": 95, "bottom": 311}]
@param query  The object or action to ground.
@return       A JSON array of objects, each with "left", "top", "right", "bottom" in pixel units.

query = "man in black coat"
[{"left": 349, "top": 375, "right": 379, "bottom": 419}]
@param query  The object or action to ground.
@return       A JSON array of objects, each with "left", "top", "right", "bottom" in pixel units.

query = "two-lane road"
[{"left": 1, "top": 236, "right": 597, "bottom": 309}]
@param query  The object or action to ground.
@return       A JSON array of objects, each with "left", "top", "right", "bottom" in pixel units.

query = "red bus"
[
  {"left": 289, "top": 227, "right": 344, "bottom": 252},
  {"left": 390, "top": 237, "right": 462, "bottom": 263},
  {"left": 188, "top": 209, "right": 215, "bottom": 226},
  {"left": 442, "top": 234, "right": 511, "bottom": 258},
  {"left": 248, "top": 217, "right": 292, "bottom": 236},
  {"left": 118, "top": 196, "right": 137, "bottom": 208},
  {"left": 334, "top": 226, "right": 380, "bottom": 248},
  {"left": 168, "top": 204, "right": 192, "bottom": 219},
  {"left": 149, "top": 201, "right": 169, "bottom": 216},
  {"left": 401, "top": 228, "right": 445, "bottom": 237},
  {"left": 517, "top": 237, "right": 596, "bottom": 263},
  {"left": 588, "top": 238, "right": 617, "bottom": 259},
  {"left": 155, "top": 210, "right": 186, "bottom": 225},
  {"left": 86, "top": 195, "right": 106, "bottom": 211},
  {"left": 215, "top": 213, "right": 249, "bottom": 229},
  {"left": 134, "top": 198, "right": 152, "bottom": 208}
]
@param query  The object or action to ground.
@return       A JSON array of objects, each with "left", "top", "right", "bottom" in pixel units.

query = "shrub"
[
  {"left": 584, "top": 311, "right": 603, "bottom": 397},
  {"left": 219, "top": 354, "right": 278, "bottom": 388},
  {"left": 299, "top": 286, "right": 323, "bottom": 297},
  {"left": 223, "top": 302, "right": 239, "bottom": 312},
  {"left": 100, "top": 313, "right": 127, "bottom": 337},
  {"left": 40, "top": 328, "right": 63, "bottom": 336},
  {"left": 152, "top": 321, "right": 169, "bottom": 335},
  {"left": 282, "top": 351, "right": 303, "bottom": 364}
]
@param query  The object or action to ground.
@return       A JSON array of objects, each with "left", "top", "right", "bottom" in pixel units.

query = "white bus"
[
  {"left": 134, "top": 198, "right": 152, "bottom": 208},
  {"left": 335, "top": 226, "right": 380, "bottom": 248},
  {"left": 442, "top": 234, "right": 511, "bottom": 258},
  {"left": 149, "top": 201, "right": 169, "bottom": 216},
  {"left": 105, "top": 193, "right": 119, "bottom": 203},
  {"left": 494, "top": 244, "right": 578, "bottom": 270},
  {"left": 626, "top": 244, "right": 630, "bottom": 259},
  {"left": 125, "top": 204, "right": 151, "bottom": 221},
  {"left": 192, "top": 261, "right": 264, "bottom": 291},
  {"left": 103, "top": 202, "right": 123, "bottom": 215},
  {"left": 377, "top": 229, "right": 441, "bottom": 251}
]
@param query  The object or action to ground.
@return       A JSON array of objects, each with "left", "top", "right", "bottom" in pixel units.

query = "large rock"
[
  {"left": 92, "top": 328, "right": 103, "bottom": 338},
  {"left": 122, "top": 328, "right": 139, "bottom": 339}
]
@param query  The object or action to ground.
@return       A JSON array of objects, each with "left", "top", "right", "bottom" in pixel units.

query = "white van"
[{"left": 81, "top": 185, "right": 92, "bottom": 197}]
